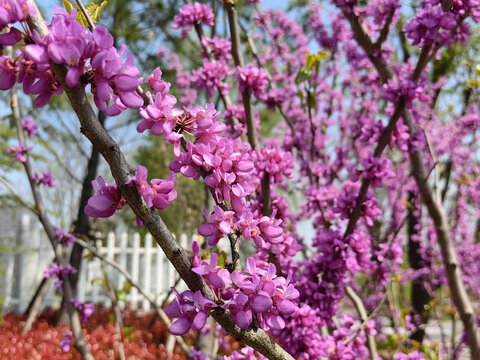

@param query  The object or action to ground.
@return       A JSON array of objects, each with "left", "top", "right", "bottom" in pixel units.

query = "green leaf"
[
  {"left": 63, "top": 0, "right": 74, "bottom": 14},
  {"left": 475, "top": 64, "right": 480, "bottom": 76},
  {"left": 71, "top": 1, "right": 108, "bottom": 28},
  {"left": 122, "top": 281, "right": 132, "bottom": 291},
  {"left": 124, "top": 326, "right": 135, "bottom": 337},
  {"left": 305, "top": 51, "right": 329, "bottom": 70},
  {"left": 295, "top": 67, "right": 313, "bottom": 84},
  {"left": 116, "top": 289, "right": 127, "bottom": 303}
]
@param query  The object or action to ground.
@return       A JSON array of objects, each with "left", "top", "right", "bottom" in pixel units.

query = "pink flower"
[
  {"left": 192, "top": 60, "right": 233, "bottom": 98},
  {"left": 6, "top": 142, "right": 31, "bottom": 163},
  {"left": 44, "top": 263, "right": 77, "bottom": 288},
  {"left": 21, "top": 116, "right": 37, "bottom": 138},
  {"left": 172, "top": 2, "right": 215, "bottom": 39},
  {"left": 55, "top": 228, "right": 76, "bottom": 246},
  {"left": 237, "top": 65, "right": 269, "bottom": 99},
  {"left": 164, "top": 289, "right": 216, "bottom": 335},
  {"left": 0, "top": 56, "right": 18, "bottom": 90},
  {"left": 127, "top": 165, "right": 177, "bottom": 210},
  {"left": 71, "top": 297, "right": 94, "bottom": 323},
  {"left": 33, "top": 171, "right": 57, "bottom": 187},
  {"left": 60, "top": 331, "right": 73, "bottom": 352},
  {"left": 84, "top": 176, "right": 126, "bottom": 218}
]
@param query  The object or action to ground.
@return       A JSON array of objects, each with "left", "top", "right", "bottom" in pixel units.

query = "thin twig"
[
  {"left": 344, "top": 290, "right": 387, "bottom": 346},
  {"left": 0, "top": 175, "right": 38, "bottom": 213},
  {"left": 345, "top": 286, "right": 379, "bottom": 359}
]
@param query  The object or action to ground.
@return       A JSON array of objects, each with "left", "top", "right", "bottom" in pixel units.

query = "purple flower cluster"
[
  {"left": 394, "top": 351, "right": 426, "bottom": 360},
  {"left": 3, "top": 8, "right": 143, "bottom": 113},
  {"left": 170, "top": 133, "right": 255, "bottom": 205},
  {"left": 127, "top": 165, "right": 177, "bottom": 210},
  {"left": 21, "top": 117, "right": 37, "bottom": 139},
  {"left": 252, "top": 140, "right": 294, "bottom": 184},
  {"left": 164, "top": 288, "right": 216, "bottom": 335},
  {"left": 44, "top": 262, "right": 77, "bottom": 289},
  {"left": 165, "top": 247, "right": 299, "bottom": 334},
  {"left": 221, "top": 347, "right": 267, "bottom": 360},
  {"left": 365, "top": 0, "right": 400, "bottom": 27},
  {"left": 85, "top": 166, "right": 176, "bottom": 219},
  {"left": 172, "top": 2, "right": 215, "bottom": 39},
  {"left": 84, "top": 176, "right": 126, "bottom": 218},
  {"left": 6, "top": 142, "right": 31, "bottom": 163},
  {"left": 201, "top": 36, "right": 232, "bottom": 61},
  {"left": 334, "top": 180, "right": 382, "bottom": 227},
  {"left": 237, "top": 65, "right": 269, "bottom": 99},
  {"left": 33, "top": 171, "right": 57, "bottom": 187},
  {"left": 192, "top": 60, "right": 233, "bottom": 98},
  {"left": 191, "top": 242, "right": 231, "bottom": 290},
  {"left": 297, "top": 229, "right": 347, "bottom": 325},
  {"left": 59, "top": 331, "right": 73, "bottom": 352},
  {"left": 276, "top": 304, "right": 325, "bottom": 359},
  {"left": 189, "top": 347, "right": 209, "bottom": 360},
  {"left": 70, "top": 297, "right": 94, "bottom": 323},
  {"left": 0, "top": 0, "right": 31, "bottom": 48},
  {"left": 0, "top": 55, "right": 18, "bottom": 90},
  {"left": 382, "top": 68, "right": 429, "bottom": 109},
  {"left": 55, "top": 228, "right": 76, "bottom": 246},
  {"left": 0, "top": 0, "right": 30, "bottom": 28},
  {"left": 352, "top": 153, "right": 396, "bottom": 187},
  {"left": 403, "top": 4, "right": 458, "bottom": 47},
  {"left": 224, "top": 104, "right": 260, "bottom": 137}
]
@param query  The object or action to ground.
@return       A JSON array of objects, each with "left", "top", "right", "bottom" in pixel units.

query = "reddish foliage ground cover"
[{"left": 0, "top": 307, "right": 187, "bottom": 360}]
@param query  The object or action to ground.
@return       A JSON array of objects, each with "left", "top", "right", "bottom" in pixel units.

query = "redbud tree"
[{"left": 2, "top": 0, "right": 480, "bottom": 359}]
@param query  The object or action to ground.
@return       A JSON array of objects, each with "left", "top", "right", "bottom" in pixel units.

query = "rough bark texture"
[{"left": 407, "top": 192, "right": 430, "bottom": 343}]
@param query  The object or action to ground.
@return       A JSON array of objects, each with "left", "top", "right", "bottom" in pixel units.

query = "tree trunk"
[
  {"left": 407, "top": 192, "right": 431, "bottom": 343},
  {"left": 68, "top": 111, "right": 106, "bottom": 295}
]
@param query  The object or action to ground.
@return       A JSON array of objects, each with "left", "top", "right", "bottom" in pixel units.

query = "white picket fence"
[{"left": 0, "top": 211, "right": 193, "bottom": 313}]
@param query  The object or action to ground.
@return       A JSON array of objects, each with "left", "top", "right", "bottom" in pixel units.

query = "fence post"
[
  {"left": 78, "top": 249, "right": 87, "bottom": 301},
  {"left": 1, "top": 247, "right": 15, "bottom": 310},
  {"left": 90, "top": 239, "right": 102, "bottom": 304},
  {"left": 155, "top": 244, "right": 164, "bottom": 303},
  {"left": 131, "top": 233, "right": 140, "bottom": 307},
  {"left": 117, "top": 233, "right": 128, "bottom": 292},
  {"left": 17, "top": 213, "right": 35, "bottom": 312},
  {"left": 143, "top": 234, "right": 152, "bottom": 310}
]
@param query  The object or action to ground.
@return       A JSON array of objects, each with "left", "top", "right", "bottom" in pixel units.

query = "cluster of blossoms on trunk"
[
  {"left": 4, "top": 0, "right": 480, "bottom": 358},
  {"left": 166, "top": 242, "right": 299, "bottom": 334}
]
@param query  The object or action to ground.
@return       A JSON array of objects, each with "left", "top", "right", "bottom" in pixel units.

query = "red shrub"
[{"left": 0, "top": 307, "right": 187, "bottom": 360}]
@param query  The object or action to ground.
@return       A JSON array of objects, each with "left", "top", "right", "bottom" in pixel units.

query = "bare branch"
[
  {"left": 374, "top": 9, "right": 395, "bottom": 49},
  {"left": 345, "top": 286, "right": 379, "bottom": 359}
]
